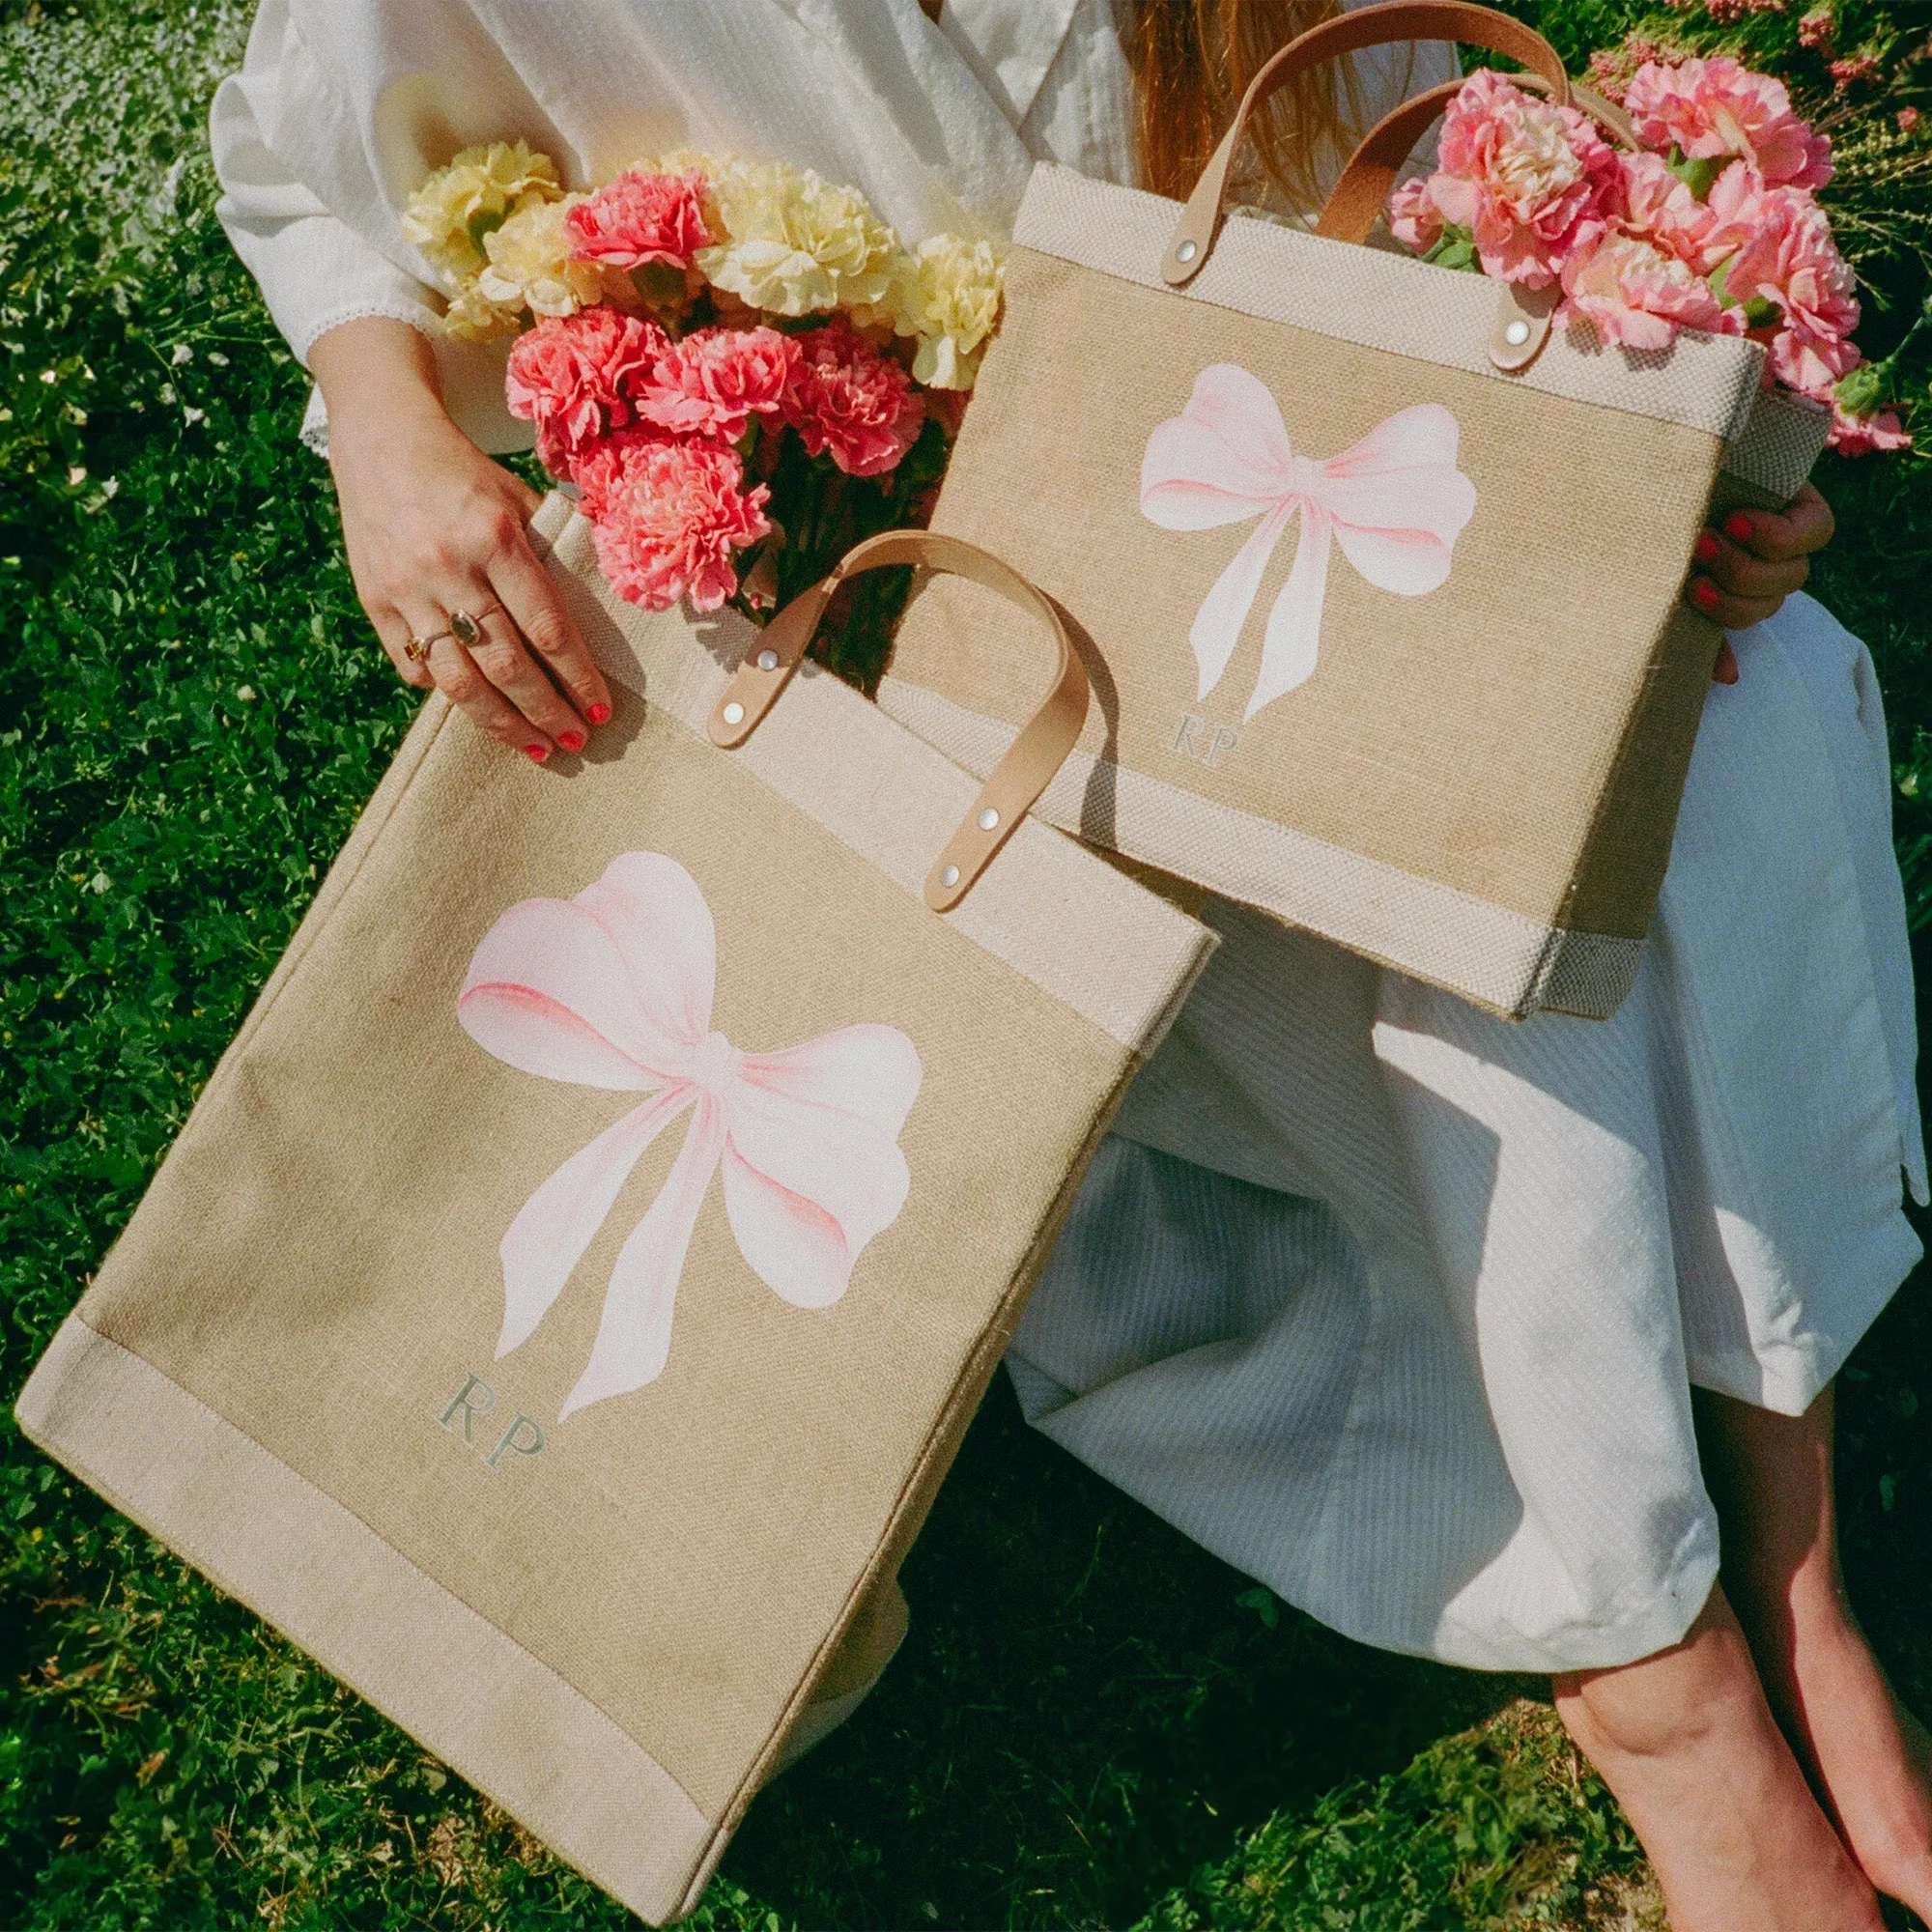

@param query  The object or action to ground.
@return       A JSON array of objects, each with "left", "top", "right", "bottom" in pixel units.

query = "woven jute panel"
[
  {"left": 889, "top": 163, "right": 1787, "bottom": 1018},
  {"left": 16, "top": 495, "right": 1213, "bottom": 1921}
]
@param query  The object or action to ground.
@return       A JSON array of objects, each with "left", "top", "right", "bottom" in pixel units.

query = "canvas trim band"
[
  {"left": 530, "top": 497, "right": 1215, "bottom": 1056},
  {"left": 14, "top": 1315, "right": 725, "bottom": 1928},
  {"left": 875, "top": 674, "right": 1645, "bottom": 1020},
  {"left": 1014, "top": 163, "right": 1771, "bottom": 460}
]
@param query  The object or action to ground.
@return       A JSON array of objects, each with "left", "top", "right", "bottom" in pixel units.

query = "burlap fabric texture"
[
  {"left": 883, "top": 12, "right": 1831, "bottom": 1022},
  {"left": 15, "top": 496, "right": 1214, "bottom": 1924}
]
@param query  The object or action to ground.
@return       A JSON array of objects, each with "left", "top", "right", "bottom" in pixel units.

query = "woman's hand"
[
  {"left": 1687, "top": 481, "right": 1834, "bottom": 686},
  {"left": 309, "top": 317, "right": 611, "bottom": 758}
]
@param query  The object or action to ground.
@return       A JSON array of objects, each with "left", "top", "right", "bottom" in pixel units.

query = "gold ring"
[
  {"left": 403, "top": 633, "right": 435, "bottom": 664},
  {"left": 446, "top": 608, "right": 486, "bottom": 647}
]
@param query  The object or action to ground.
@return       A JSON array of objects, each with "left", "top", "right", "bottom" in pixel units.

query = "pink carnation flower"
[
  {"left": 563, "top": 169, "right": 712, "bottom": 269},
  {"left": 1613, "top": 151, "right": 1722, "bottom": 272},
  {"left": 1718, "top": 186, "right": 1860, "bottom": 400},
  {"left": 783, "top": 320, "right": 925, "bottom": 477},
  {"left": 1828, "top": 402, "right": 1912, "bottom": 455},
  {"left": 505, "top": 308, "right": 669, "bottom": 474},
  {"left": 1557, "top": 229, "right": 1726, "bottom": 350},
  {"left": 586, "top": 435, "right": 771, "bottom": 612},
  {"left": 1386, "top": 176, "right": 1444, "bottom": 252},
  {"left": 1624, "top": 57, "right": 1833, "bottom": 190},
  {"left": 636, "top": 325, "right": 800, "bottom": 442},
  {"left": 1428, "top": 70, "right": 1620, "bottom": 287}
]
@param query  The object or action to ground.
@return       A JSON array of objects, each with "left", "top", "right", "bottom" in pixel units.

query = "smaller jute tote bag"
[
  {"left": 14, "top": 501, "right": 1214, "bottom": 1925},
  {"left": 882, "top": 0, "right": 1832, "bottom": 1022}
]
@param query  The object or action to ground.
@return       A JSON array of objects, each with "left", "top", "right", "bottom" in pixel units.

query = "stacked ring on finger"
[{"left": 403, "top": 606, "right": 503, "bottom": 663}]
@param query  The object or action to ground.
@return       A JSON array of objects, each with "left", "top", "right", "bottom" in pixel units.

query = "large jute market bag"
[
  {"left": 881, "top": 0, "right": 1832, "bottom": 1022},
  {"left": 14, "top": 502, "right": 1214, "bottom": 1925}
]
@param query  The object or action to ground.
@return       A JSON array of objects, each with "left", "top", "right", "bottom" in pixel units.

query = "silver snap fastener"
[
  {"left": 756, "top": 648, "right": 779, "bottom": 671},
  {"left": 1502, "top": 318, "right": 1532, "bottom": 347},
  {"left": 977, "top": 807, "right": 1000, "bottom": 832},
  {"left": 721, "top": 700, "right": 745, "bottom": 725},
  {"left": 939, "top": 864, "right": 960, "bottom": 889},
  {"left": 1175, "top": 238, "right": 1198, "bottom": 264}
]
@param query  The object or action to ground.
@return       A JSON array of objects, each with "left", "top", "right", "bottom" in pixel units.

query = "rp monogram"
[{"left": 439, "top": 1371, "right": 546, "bottom": 1471}]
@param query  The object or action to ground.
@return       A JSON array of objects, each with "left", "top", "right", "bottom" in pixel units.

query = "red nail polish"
[
  {"left": 1690, "top": 578, "right": 1719, "bottom": 611},
  {"left": 525, "top": 743, "right": 549, "bottom": 762},
  {"left": 1724, "top": 513, "right": 1753, "bottom": 542},
  {"left": 587, "top": 702, "right": 611, "bottom": 726},
  {"left": 1693, "top": 530, "right": 1719, "bottom": 562},
  {"left": 557, "top": 729, "right": 586, "bottom": 753}
]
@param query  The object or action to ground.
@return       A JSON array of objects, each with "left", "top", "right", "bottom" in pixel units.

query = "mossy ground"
[{"left": 2, "top": 3, "right": 1929, "bottom": 1925}]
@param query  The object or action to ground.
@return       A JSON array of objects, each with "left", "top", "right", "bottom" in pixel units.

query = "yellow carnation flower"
[
  {"left": 475, "top": 194, "right": 606, "bottom": 319},
  {"left": 401, "top": 141, "right": 560, "bottom": 287},
  {"left": 441, "top": 278, "right": 526, "bottom": 343},
  {"left": 695, "top": 158, "right": 898, "bottom": 317},
  {"left": 865, "top": 233, "right": 1004, "bottom": 390}
]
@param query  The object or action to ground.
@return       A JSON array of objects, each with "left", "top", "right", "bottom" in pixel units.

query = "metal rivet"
[
  {"left": 1502, "top": 318, "right": 1532, "bottom": 347},
  {"left": 977, "top": 807, "right": 1000, "bottom": 831},
  {"left": 939, "top": 864, "right": 960, "bottom": 889},
  {"left": 1175, "top": 238, "right": 1198, "bottom": 264},
  {"left": 721, "top": 700, "right": 745, "bottom": 725},
  {"left": 756, "top": 648, "right": 779, "bottom": 672}
]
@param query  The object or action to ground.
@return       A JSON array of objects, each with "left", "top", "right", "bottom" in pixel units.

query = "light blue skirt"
[{"left": 1010, "top": 592, "right": 1925, "bottom": 1673}]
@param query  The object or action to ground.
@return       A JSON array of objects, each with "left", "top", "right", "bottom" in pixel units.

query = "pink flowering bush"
[{"left": 1388, "top": 58, "right": 1907, "bottom": 453}]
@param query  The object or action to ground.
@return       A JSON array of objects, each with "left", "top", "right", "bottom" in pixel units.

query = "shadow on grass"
[{"left": 727, "top": 1373, "right": 1538, "bottom": 1930}]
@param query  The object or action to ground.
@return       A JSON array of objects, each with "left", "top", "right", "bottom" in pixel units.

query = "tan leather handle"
[
  {"left": 1316, "top": 70, "right": 1635, "bottom": 371},
  {"left": 1161, "top": 1, "right": 1570, "bottom": 285},
  {"left": 707, "top": 531, "right": 1091, "bottom": 913}
]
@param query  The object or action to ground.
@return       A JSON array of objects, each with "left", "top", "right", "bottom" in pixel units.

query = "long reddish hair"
[{"left": 1124, "top": 0, "right": 1371, "bottom": 209}]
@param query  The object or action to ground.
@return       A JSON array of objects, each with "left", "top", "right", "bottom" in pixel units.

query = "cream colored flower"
[
  {"left": 865, "top": 233, "right": 1004, "bottom": 389},
  {"left": 442, "top": 278, "right": 526, "bottom": 343},
  {"left": 402, "top": 141, "right": 560, "bottom": 286},
  {"left": 476, "top": 194, "right": 607, "bottom": 319},
  {"left": 694, "top": 158, "right": 898, "bottom": 316}
]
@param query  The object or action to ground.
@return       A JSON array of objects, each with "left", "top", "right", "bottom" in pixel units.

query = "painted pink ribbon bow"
[
  {"left": 458, "top": 852, "right": 923, "bottom": 1419},
  {"left": 1140, "top": 366, "right": 1478, "bottom": 722}
]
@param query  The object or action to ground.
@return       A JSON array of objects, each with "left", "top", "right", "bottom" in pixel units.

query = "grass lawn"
[{"left": 3, "top": 3, "right": 1930, "bottom": 1926}]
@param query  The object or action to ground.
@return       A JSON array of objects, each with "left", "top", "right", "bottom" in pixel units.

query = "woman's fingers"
[
  {"left": 1685, "top": 481, "right": 1833, "bottom": 638},
  {"left": 487, "top": 524, "right": 613, "bottom": 728},
  {"left": 462, "top": 601, "right": 589, "bottom": 750},
  {"left": 1687, "top": 528, "right": 1808, "bottom": 633},
  {"left": 369, "top": 609, "right": 438, "bottom": 693},
  {"left": 396, "top": 594, "right": 555, "bottom": 759},
  {"left": 1723, "top": 481, "right": 1835, "bottom": 564}
]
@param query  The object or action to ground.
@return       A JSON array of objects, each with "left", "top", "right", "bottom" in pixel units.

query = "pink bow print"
[
  {"left": 1140, "top": 366, "right": 1478, "bottom": 722},
  {"left": 458, "top": 852, "right": 923, "bottom": 1419}
]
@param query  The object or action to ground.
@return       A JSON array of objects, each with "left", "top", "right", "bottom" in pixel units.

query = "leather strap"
[
  {"left": 1161, "top": 1, "right": 1569, "bottom": 286},
  {"left": 1316, "top": 69, "right": 1634, "bottom": 370},
  {"left": 707, "top": 531, "right": 1091, "bottom": 913}
]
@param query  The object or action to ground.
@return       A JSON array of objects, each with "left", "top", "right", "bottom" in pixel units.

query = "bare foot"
[
  {"left": 1553, "top": 1585, "right": 1884, "bottom": 1932},
  {"left": 1750, "top": 1576, "right": 1932, "bottom": 1924}
]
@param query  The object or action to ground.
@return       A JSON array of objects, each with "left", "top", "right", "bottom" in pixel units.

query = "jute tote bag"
[
  {"left": 881, "top": 0, "right": 1831, "bottom": 1022},
  {"left": 14, "top": 501, "right": 1213, "bottom": 1925}
]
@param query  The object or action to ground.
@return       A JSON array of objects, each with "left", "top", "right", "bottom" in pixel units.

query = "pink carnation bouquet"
[
  {"left": 405, "top": 147, "right": 1005, "bottom": 661},
  {"left": 1385, "top": 55, "right": 1908, "bottom": 453}
]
